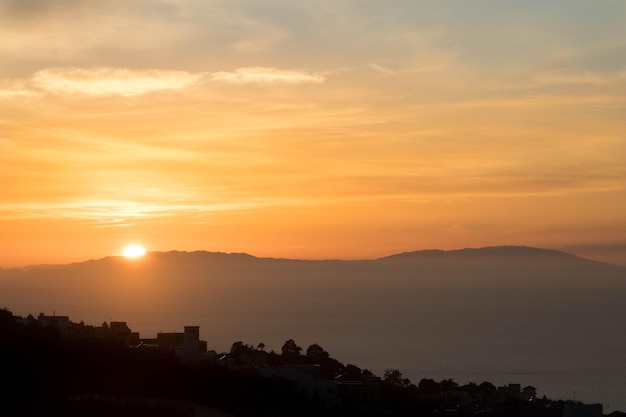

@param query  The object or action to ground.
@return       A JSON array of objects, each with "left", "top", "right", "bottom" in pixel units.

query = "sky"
[{"left": 1, "top": 0, "right": 625, "bottom": 267}]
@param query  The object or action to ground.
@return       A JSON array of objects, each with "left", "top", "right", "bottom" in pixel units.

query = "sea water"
[{"left": 154, "top": 287, "right": 626, "bottom": 412}]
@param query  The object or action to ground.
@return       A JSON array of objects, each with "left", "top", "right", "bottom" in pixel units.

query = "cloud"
[
  {"left": 0, "top": 78, "right": 41, "bottom": 99},
  {"left": 210, "top": 67, "right": 325, "bottom": 84},
  {"left": 368, "top": 64, "right": 395, "bottom": 76},
  {"left": 31, "top": 67, "right": 204, "bottom": 96},
  {"left": 0, "top": 88, "right": 41, "bottom": 99},
  {"left": 0, "top": 197, "right": 298, "bottom": 227},
  {"left": 4, "top": 66, "right": 326, "bottom": 98}
]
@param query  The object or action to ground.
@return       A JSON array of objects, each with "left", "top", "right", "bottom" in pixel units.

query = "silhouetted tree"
[
  {"left": 257, "top": 342, "right": 265, "bottom": 351},
  {"left": 463, "top": 382, "right": 479, "bottom": 395},
  {"left": 479, "top": 381, "right": 496, "bottom": 396},
  {"left": 440, "top": 378, "right": 458, "bottom": 391},
  {"left": 305, "top": 343, "right": 329, "bottom": 360},
  {"left": 383, "top": 369, "right": 411, "bottom": 388},
  {"left": 281, "top": 339, "right": 302, "bottom": 356},
  {"left": 381, "top": 369, "right": 418, "bottom": 414},
  {"left": 418, "top": 378, "right": 439, "bottom": 394},
  {"left": 343, "top": 364, "right": 362, "bottom": 380},
  {"left": 230, "top": 341, "right": 253, "bottom": 360}
]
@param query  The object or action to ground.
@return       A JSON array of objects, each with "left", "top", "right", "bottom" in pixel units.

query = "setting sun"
[{"left": 123, "top": 244, "right": 146, "bottom": 259}]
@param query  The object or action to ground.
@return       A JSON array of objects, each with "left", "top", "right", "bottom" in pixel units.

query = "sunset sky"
[{"left": 2, "top": 0, "right": 625, "bottom": 267}]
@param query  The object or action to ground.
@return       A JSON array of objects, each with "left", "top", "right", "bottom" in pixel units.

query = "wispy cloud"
[
  {"left": 0, "top": 199, "right": 280, "bottom": 225},
  {"left": 210, "top": 67, "right": 325, "bottom": 84},
  {"left": 0, "top": 87, "right": 41, "bottom": 98},
  {"left": 31, "top": 67, "right": 204, "bottom": 96},
  {"left": 0, "top": 66, "right": 327, "bottom": 98},
  {"left": 368, "top": 63, "right": 395, "bottom": 76},
  {"left": 0, "top": 79, "right": 40, "bottom": 99}
]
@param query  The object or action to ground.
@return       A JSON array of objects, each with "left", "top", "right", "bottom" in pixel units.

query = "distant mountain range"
[
  {"left": 13, "top": 244, "right": 621, "bottom": 270},
  {"left": 0, "top": 245, "right": 624, "bottom": 334}
]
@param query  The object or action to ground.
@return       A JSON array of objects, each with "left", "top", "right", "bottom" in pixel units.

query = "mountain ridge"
[
  {"left": 377, "top": 245, "right": 617, "bottom": 267},
  {"left": 8, "top": 245, "right": 623, "bottom": 271}
]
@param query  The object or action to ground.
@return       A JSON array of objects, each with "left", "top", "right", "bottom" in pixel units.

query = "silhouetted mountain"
[
  {"left": 13, "top": 245, "right": 620, "bottom": 274},
  {"left": 379, "top": 245, "right": 610, "bottom": 265},
  {"left": 0, "top": 245, "right": 624, "bottom": 342}
]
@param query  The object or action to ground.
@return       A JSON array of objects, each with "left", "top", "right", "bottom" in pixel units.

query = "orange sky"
[{"left": 1, "top": 1, "right": 625, "bottom": 267}]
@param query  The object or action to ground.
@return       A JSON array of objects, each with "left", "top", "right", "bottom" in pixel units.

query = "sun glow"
[{"left": 123, "top": 244, "right": 146, "bottom": 259}]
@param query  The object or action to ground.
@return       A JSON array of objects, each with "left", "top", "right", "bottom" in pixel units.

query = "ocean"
[{"left": 137, "top": 287, "right": 626, "bottom": 412}]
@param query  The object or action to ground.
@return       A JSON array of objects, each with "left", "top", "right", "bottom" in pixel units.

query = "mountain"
[
  {"left": 379, "top": 245, "right": 591, "bottom": 263},
  {"left": 0, "top": 245, "right": 624, "bottom": 337},
  {"left": 0, "top": 244, "right": 622, "bottom": 309},
  {"left": 377, "top": 245, "right": 622, "bottom": 270}
]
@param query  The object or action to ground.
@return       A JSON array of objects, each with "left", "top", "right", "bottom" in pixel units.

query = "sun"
[{"left": 123, "top": 244, "right": 146, "bottom": 259}]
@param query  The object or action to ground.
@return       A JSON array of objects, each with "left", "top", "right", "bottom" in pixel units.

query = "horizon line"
[{"left": 4, "top": 244, "right": 624, "bottom": 270}]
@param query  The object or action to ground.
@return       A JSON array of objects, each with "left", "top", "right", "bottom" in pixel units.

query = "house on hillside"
[
  {"left": 240, "top": 350, "right": 268, "bottom": 367},
  {"left": 37, "top": 312, "right": 70, "bottom": 329},
  {"left": 156, "top": 331, "right": 185, "bottom": 349},
  {"left": 497, "top": 383, "right": 537, "bottom": 402},
  {"left": 109, "top": 321, "right": 140, "bottom": 347},
  {"left": 563, "top": 404, "right": 603, "bottom": 417},
  {"left": 142, "top": 325, "right": 209, "bottom": 364},
  {"left": 259, "top": 365, "right": 339, "bottom": 405},
  {"left": 335, "top": 375, "right": 381, "bottom": 410}
]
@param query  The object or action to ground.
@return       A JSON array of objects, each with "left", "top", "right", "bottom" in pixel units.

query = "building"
[
  {"left": 522, "top": 385, "right": 537, "bottom": 400},
  {"left": 240, "top": 350, "right": 268, "bottom": 367},
  {"left": 37, "top": 312, "right": 70, "bottom": 329},
  {"left": 149, "top": 326, "right": 207, "bottom": 364},
  {"left": 183, "top": 326, "right": 200, "bottom": 363},
  {"left": 497, "top": 383, "right": 537, "bottom": 402},
  {"left": 156, "top": 332, "right": 185, "bottom": 350},
  {"left": 336, "top": 375, "right": 381, "bottom": 410},
  {"left": 259, "top": 365, "right": 339, "bottom": 405},
  {"left": 109, "top": 321, "right": 140, "bottom": 347},
  {"left": 563, "top": 404, "right": 603, "bottom": 417}
]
